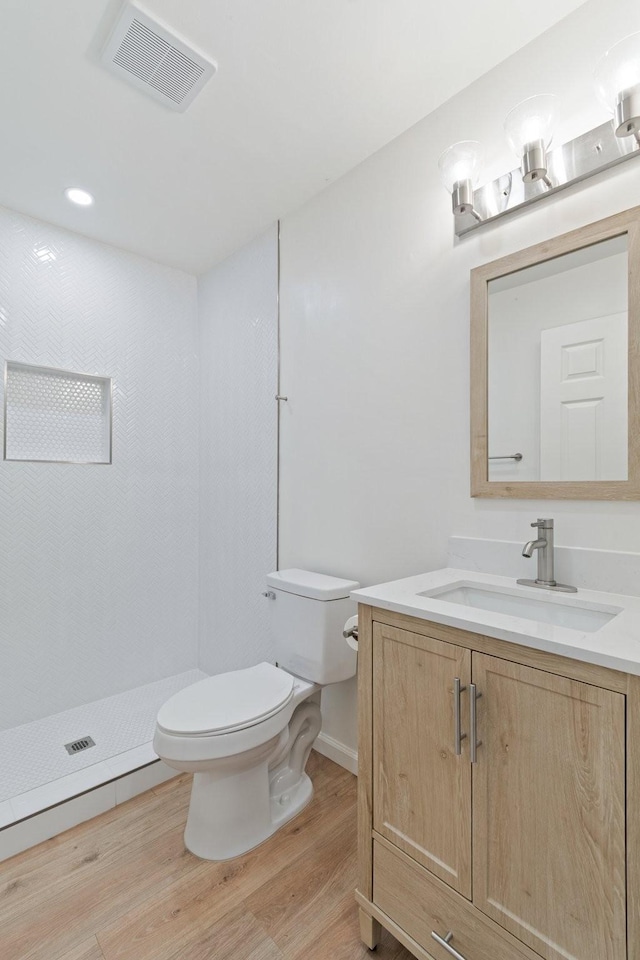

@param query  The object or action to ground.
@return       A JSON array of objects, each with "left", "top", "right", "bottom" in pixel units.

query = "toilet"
[{"left": 153, "top": 569, "right": 359, "bottom": 861}]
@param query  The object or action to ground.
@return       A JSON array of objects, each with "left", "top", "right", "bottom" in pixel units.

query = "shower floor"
[{"left": 0, "top": 669, "right": 206, "bottom": 827}]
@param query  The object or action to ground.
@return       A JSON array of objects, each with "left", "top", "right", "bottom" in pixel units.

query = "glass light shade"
[
  {"left": 504, "top": 95, "right": 557, "bottom": 158},
  {"left": 437, "top": 140, "right": 482, "bottom": 193},
  {"left": 594, "top": 32, "right": 640, "bottom": 113}
]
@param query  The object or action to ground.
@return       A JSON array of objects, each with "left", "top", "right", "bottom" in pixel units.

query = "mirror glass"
[{"left": 487, "top": 235, "right": 628, "bottom": 482}]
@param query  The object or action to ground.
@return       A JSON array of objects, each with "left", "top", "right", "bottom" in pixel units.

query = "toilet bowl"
[
  {"left": 154, "top": 662, "right": 321, "bottom": 860},
  {"left": 153, "top": 569, "right": 359, "bottom": 861}
]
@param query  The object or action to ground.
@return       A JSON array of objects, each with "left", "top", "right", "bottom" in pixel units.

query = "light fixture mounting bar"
[{"left": 455, "top": 120, "right": 639, "bottom": 238}]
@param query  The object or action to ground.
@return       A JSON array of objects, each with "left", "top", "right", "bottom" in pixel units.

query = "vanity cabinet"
[{"left": 356, "top": 606, "right": 637, "bottom": 960}]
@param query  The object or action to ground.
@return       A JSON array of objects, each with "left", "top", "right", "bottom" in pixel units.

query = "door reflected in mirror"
[{"left": 488, "top": 235, "right": 628, "bottom": 482}]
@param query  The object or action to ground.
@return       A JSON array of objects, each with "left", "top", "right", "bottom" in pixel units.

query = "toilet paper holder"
[{"left": 343, "top": 616, "right": 359, "bottom": 652}]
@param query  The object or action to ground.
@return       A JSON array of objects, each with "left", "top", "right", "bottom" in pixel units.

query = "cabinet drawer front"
[{"left": 373, "top": 840, "right": 535, "bottom": 960}]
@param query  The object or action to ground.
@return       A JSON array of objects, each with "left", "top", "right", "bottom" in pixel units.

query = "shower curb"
[{"left": 0, "top": 759, "right": 176, "bottom": 862}]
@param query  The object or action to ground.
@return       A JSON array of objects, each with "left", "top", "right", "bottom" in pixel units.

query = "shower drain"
[{"left": 64, "top": 736, "right": 96, "bottom": 756}]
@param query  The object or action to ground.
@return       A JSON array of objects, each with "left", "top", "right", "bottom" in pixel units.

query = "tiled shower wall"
[
  {"left": 0, "top": 207, "right": 199, "bottom": 731},
  {"left": 198, "top": 225, "right": 278, "bottom": 674}
]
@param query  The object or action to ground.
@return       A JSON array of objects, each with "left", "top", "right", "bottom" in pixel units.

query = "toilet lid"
[{"left": 156, "top": 662, "right": 295, "bottom": 736}]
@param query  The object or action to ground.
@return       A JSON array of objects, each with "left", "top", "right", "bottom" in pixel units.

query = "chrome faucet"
[{"left": 517, "top": 518, "right": 577, "bottom": 593}]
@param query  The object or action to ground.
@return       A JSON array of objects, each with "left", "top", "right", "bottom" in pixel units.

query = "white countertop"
[{"left": 352, "top": 568, "right": 640, "bottom": 676}]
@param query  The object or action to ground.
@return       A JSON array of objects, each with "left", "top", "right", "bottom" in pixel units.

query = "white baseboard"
[{"left": 314, "top": 732, "right": 358, "bottom": 776}]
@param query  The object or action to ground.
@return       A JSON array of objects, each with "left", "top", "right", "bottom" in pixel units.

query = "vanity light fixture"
[
  {"left": 594, "top": 32, "right": 640, "bottom": 143},
  {"left": 64, "top": 187, "right": 94, "bottom": 207},
  {"left": 504, "top": 95, "right": 557, "bottom": 186},
  {"left": 437, "top": 141, "right": 483, "bottom": 221},
  {"left": 444, "top": 33, "right": 640, "bottom": 238}
]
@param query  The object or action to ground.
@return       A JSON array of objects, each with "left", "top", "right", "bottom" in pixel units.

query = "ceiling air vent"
[{"left": 101, "top": 2, "right": 216, "bottom": 111}]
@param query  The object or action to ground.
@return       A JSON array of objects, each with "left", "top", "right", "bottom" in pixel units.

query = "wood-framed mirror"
[{"left": 470, "top": 205, "right": 640, "bottom": 499}]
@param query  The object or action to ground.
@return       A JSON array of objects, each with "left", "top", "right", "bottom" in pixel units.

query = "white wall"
[
  {"left": 0, "top": 207, "right": 199, "bottom": 731},
  {"left": 278, "top": 0, "right": 640, "bottom": 753},
  {"left": 198, "top": 226, "right": 279, "bottom": 675}
]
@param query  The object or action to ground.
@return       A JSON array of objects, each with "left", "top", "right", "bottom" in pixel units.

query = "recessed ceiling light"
[{"left": 64, "top": 187, "right": 94, "bottom": 207}]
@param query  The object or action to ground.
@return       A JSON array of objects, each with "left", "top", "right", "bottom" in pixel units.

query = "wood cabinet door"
[
  {"left": 472, "top": 652, "right": 626, "bottom": 960},
  {"left": 372, "top": 622, "right": 472, "bottom": 897}
]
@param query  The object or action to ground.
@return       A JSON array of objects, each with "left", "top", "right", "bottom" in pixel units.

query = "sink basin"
[{"left": 418, "top": 582, "right": 622, "bottom": 633}]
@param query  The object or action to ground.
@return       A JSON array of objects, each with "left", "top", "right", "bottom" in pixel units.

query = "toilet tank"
[{"left": 265, "top": 569, "right": 360, "bottom": 684}]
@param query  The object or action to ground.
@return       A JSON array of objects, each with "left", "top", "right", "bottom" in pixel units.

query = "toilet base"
[
  {"left": 183, "top": 736, "right": 279, "bottom": 861},
  {"left": 270, "top": 771, "right": 313, "bottom": 830}
]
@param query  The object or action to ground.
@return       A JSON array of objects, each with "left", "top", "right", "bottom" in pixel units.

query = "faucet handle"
[{"left": 531, "top": 518, "right": 553, "bottom": 529}]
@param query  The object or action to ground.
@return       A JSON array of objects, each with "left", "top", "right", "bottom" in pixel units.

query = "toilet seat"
[{"left": 156, "top": 662, "right": 294, "bottom": 737}]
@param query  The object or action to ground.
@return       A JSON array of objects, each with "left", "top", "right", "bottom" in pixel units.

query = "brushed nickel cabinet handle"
[
  {"left": 431, "top": 930, "right": 469, "bottom": 960},
  {"left": 470, "top": 683, "right": 482, "bottom": 764},
  {"left": 454, "top": 678, "right": 467, "bottom": 756}
]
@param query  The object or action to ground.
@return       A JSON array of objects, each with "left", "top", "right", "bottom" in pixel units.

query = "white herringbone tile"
[
  {"left": 0, "top": 207, "right": 200, "bottom": 731},
  {"left": 198, "top": 225, "right": 278, "bottom": 676}
]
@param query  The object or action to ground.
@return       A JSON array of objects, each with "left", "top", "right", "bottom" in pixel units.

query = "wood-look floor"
[{"left": 0, "top": 751, "right": 413, "bottom": 960}]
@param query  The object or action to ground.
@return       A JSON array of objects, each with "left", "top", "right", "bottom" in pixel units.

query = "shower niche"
[{"left": 4, "top": 361, "right": 112, "bottom": 464}]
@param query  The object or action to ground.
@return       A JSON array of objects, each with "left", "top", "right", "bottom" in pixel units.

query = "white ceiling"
[{"left": 0, "top": 0, "right": 587, "bottom": 274}]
